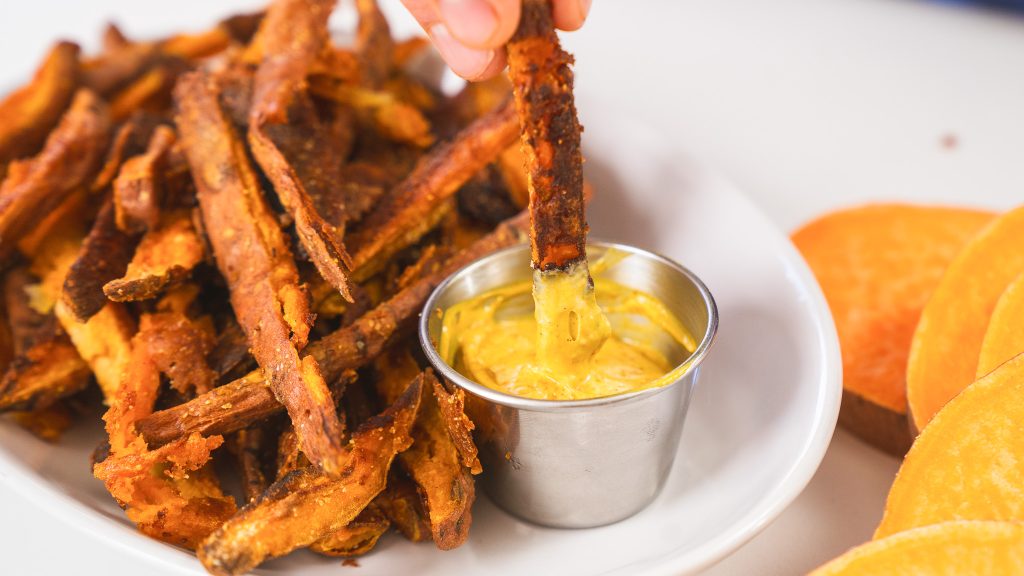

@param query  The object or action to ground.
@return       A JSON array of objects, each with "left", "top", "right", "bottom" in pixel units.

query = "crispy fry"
[
  {"left": 248, "top": 0, "right": 354, "bottom": 300},
  {"left": 175, "top": 71, "right": 349, "bottom": 476},
  {"left": 348, "top": 99, "right": 518, "bottom": 279},
  {"left": 11, "top": 401, "right": 75, "bottom": 442},
  {"left": 91, "top": 112, "right": 161, "bottom": 192},
  {"left": 431, "top": 376, "right": 482, "bottom": 475},
  {"left": 197, "top": 375, "right": 422, "bottom": 576},
  {"left": 102, "top": 23, "right": 131, "bottom": 52},
  {"left": 208, "top": 317, "right": 255, "bottom": 380},
  {"left": 309, "top": 80, "right": 434, "bottom": 147},
  {"left": 310, "top": 504, "right": 390, "bottom": 557},
  {"left": 338, "top": 161, "right": 393, "bottom": 224},
  {"left": 81, "top": 42, "right": 161, "bottom": 96},
  {"left": 0, "top": 90, "right": 110, "bottom": 262},
  {"left": 375, "top": 351, "right": 475, "bottom": 548},
  {"left": 0, "top": 269, "right": 90, "bottom": 413},
  {"left": 507, "top": 0, "right": 586, "bottom": 271},
  {"left": 108, "top": 65, "right": 180, "bottom": 122},
  {"left": 0, "top": 335, "right": 90, "bottom": 413},
  {"left": 62, "top": 199, "right": 137, "bottom": 322},
  {"left": 137, "top": 213, "right": 528, "bottom": 445},
  {"left": 310, "top": 46, "right": 361, "bottom": 83},
  {"left": 137, "top": 307, "right": 217, "bottom": 396},
  {"left": 230, "top": 427, "right": 270, "bottom": 503},
  {"left": 275, "top": 424, "right": 308, "bottom": 480},
  {"left": 0, "top": 42, "right": 79, "bottom": 179},
  {"left": 113, "top": 125, "right": 175, "bottom": 233},
  {"left": 104, "top": 209, "right": 205, "bottom": 302},
  {"left": 94, "top": 302, "right": 236, "bottom": 549},
  {"left": 378, "top": 470, "right": 431, "bottom": 542},
  {"left": 355, "top": 0, "right": 393, "bottom": 88}
]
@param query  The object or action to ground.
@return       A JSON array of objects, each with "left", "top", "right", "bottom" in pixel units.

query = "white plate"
[
  {"left": 0, "top": 109, "right": 840, "bottom": 576},
  {"left": 0, "top": 4, "right": 840, "bottom": 575}
]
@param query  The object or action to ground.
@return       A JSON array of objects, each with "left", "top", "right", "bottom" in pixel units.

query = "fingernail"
[
  {"left": 429, "top": 23, "right": 496, "bottom": 80},
  {"left": 579, "top": 0, "right": 593, "bottom": 16},
  {"left": 438, "top": 0, "right": 500, "bottom": 47}
]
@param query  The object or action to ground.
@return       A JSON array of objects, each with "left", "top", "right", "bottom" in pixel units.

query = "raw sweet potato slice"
[
  {"left": 812, "top": 521, "right": 1024, "bottom": 575},
  {"left": 906, "top": 205, "right": 1024, "bottom": 432},
  {"left": 0, "top": 41, "right": 79, "bottom": 179},
  {"left": 791, "top": 204, "right": 994, "bottom": 454},
  {"left": 977, "top": 270, "right": 1024, "bottom": 378},
  {"left": 104, "top": 209, "right": 205, "bottom": 302},
  {"left": 876, "top": 352, "right": 1024, "bottom": 538},
  {"left": 174, "top": 70, "right": 348, "bottom": 476},
  {"left": 136, "top": 212, "right": 528, "bottom": 446},
  {"left": 197, "top": 375, "right": 422, "bottom": 576},
  {"left": 0, "top": 90, "right": 110, "bottom": 262}
]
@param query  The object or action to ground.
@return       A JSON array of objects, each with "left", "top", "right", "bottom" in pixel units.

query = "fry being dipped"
[{"left": 440, "top": 0, "right": 694, "bottom": 401}]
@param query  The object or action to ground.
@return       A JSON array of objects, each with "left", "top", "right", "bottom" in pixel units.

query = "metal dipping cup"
[{"left": 419, "top": 242, "right": 718, "bottom": 528}]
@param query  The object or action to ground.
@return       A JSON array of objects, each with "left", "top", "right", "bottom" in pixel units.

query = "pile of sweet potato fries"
[{"left": 0, "top": 0, "right": 587, "bottom": 572}]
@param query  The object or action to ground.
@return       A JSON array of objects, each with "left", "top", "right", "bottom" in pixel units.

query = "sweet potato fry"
[
  {"left": 90, "top": 112, "right": 162, "bottom": 193},
  {"left": 112, "top": 124, "right": 176, "bottom": 233},
  {"left": 375, "top": 351, "right": 475, "bottom": 548},
  {"left": 137, "top": 212, "right": 528, "bottom": 445},
  {"left": 208, "top": 317, "right": 255, "bottom": 380},
  {"left": 309, "top": 80, "right": 434, "bottom": 147},
  {"left": 104, "top": 210, "right": 205, "bottom": 302},
  {"left": 275, "top": 424, "right": 307, "bottom": 480},
  {"left": 108, "top": 65, "right": 181, "bottom": 122},
  {"left": 137, "top": 306, "right": 217, "bottom": 396},
  {"left": 310, "top": 504, "right": 390, "bottom": 557},
  {"left": 197, "top": 375, "right": 422, "bottom": 576},
  {"left": 0, "top": 42, "right": 79, "bottom": 179},
  {"left": 377, "top": 470, "right": 431, "bottom": 542},
  {"left": 0, "top": 90, "right": 110, "bottom": 262},
  {"left": 81, "top": 42, "right": 161, "bottom": 97},
  {"left": 11, "top": 402, "right": 75, "bottom": 442},
  {"left": 348, "top": 99, "right": 518, "bottom": 279},
  {"left": 248, "top": 0, "right": 354, "bottom": 300},
  {"left": 792, "top": 204, "right": 995, "bottom": 454},
  {"left": 0, "top": 335, "right": 90, "bottom": 413},
  {"left": 230, "top": 427, "right": 270, "bottom": 503},
  {"left": 507, "top": 0, "right": 586, "bottom": 271},
  {"left": 355, "top": 0, "right": 393, "bottom": 88},
  {"left": 62, "top": 199, "right": 138, "bottom": 322},
  {"left": 95, "top": 301, "right": 236, "bottom": 549},
  {"left": 175, "top": 70, "right": 349, "bottom": 476},
  {"left": 431, "top": 376, "right": 482, "bottom": 475},
  {"left": 0, "top": 269, "right": 90, "bottom": 412}
]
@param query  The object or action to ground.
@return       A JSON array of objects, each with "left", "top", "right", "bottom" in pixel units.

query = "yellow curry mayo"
[{"left": 438, "top": 255, "right": 697, "bottom": 400}]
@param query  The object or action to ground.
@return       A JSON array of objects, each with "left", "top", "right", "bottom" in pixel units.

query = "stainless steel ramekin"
[{"left": 418, "top": 242, "right": 718, "bottom": 528}]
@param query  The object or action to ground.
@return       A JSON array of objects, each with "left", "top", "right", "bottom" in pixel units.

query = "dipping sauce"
[{"left": 439, "top": 256, "right": 696, "bottom": 400}]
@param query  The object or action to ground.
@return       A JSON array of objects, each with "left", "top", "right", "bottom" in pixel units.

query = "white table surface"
[{"left": 2, "top": 0, "right": 1024, "bottom": 574}]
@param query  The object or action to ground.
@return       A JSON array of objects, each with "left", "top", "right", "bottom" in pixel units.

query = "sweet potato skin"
[
  {"left": 876, "top": 352, "right": 1024, "bottom": 538},
  {"left": 906, "top": 205, "right": 1024, "bottom": 432},
  {"left": 792, "top": 204, "right": 994, "bottom": 454}
]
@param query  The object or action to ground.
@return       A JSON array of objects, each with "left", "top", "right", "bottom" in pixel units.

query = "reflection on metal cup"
[{"left": 420, "top": 242, "right": 718, "bottom": 528}]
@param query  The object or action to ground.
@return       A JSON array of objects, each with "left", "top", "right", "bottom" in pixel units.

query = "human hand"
[{"left": 401, "top": 0, "right": 591, "bottom": 81}]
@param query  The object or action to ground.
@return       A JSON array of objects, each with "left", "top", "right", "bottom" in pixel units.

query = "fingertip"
[
  {"left": 466, "top": 49, "right": 508, "bottom": 82},
  {"left": 429, "top": 23, "right": 503, "bottom": 81},
  {"left": 553, "top": 0, "right": 590, "bottom": 32},
  {"left": 439, "top": 0, "right": 520, "bottom": 50}
]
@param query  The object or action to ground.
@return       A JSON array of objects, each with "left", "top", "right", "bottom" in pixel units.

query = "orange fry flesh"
[{"left": 104, "top": 209, "right": 205, "bottom": 302}]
